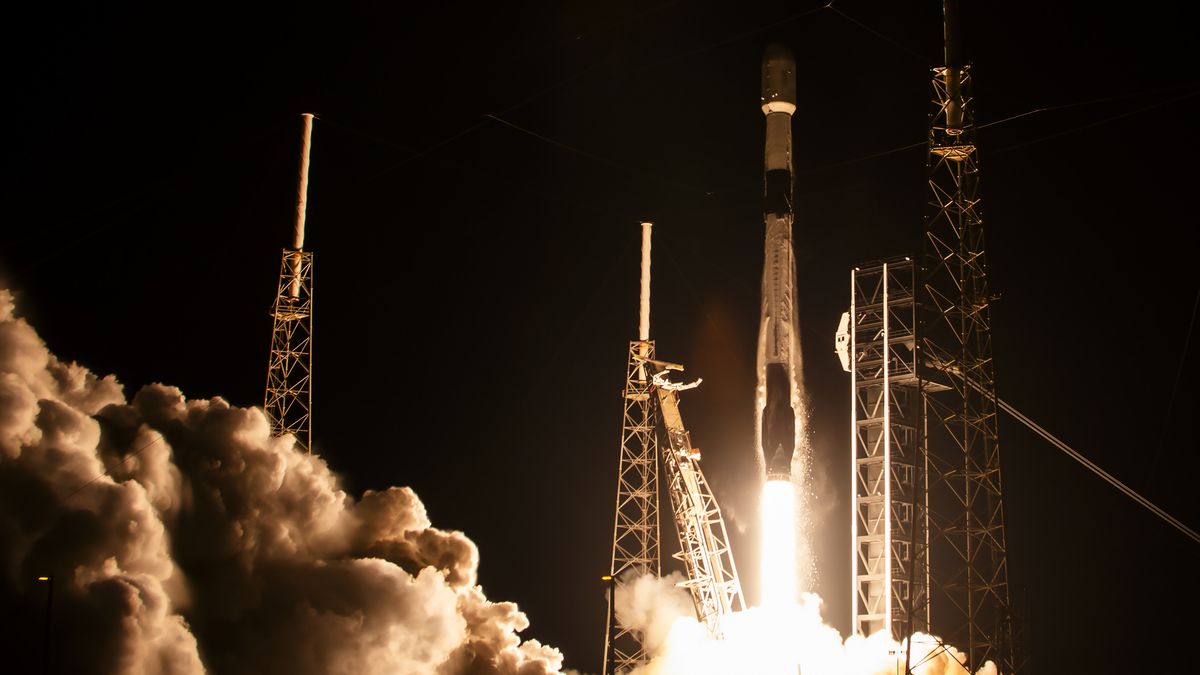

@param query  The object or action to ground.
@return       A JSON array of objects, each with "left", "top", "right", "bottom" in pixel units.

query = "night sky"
[{"left": 4, "top": 1, "right": 1199, "bottom": 673}]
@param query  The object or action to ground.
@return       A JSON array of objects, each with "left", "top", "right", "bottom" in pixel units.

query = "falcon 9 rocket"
[{"left": 756, "top": 44, "right": 802, "bottom": 481}]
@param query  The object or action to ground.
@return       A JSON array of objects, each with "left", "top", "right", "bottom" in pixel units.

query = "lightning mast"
[
  {"left": 604, "top": 222, "right": 660, "bottom": 675},
  {"left": 264, "top": 113, "right": 315, "bottom": 452},
  {"left": 919, "top": 1, "right": 1018, "bottom": 670}
]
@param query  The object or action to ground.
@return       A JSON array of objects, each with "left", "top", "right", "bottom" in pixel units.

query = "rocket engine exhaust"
[{"left": 756, "top": 43, "right": 801, "bottom": 482}]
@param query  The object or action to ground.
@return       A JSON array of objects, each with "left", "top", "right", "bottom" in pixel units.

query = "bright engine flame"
[
  {"left": 621, "top": 480, "right": 992, "bottom": 675},
  {"left": 761, "top": 479, "right": 797, "bottom": 610}
]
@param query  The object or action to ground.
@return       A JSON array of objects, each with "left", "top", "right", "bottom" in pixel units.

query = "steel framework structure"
[
  {"left": 650, "top": 364, "right": 745, "bottom": 639},
  {"left": 848, "top": 258, "right": 928, "bottom": 640},
  {"left": 603, "top": 339, "right": 661, "bottom": 675},
  {"left": 918, "top": 59, "right": 1018, "bottom": 672},
  {"left": 264, "top": 249, "right": 313, "bottom": 452}
]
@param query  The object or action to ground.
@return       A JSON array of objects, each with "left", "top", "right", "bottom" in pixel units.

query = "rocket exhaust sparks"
[{"left": 756, "top": 44, "right": 802, "bottom": 481}]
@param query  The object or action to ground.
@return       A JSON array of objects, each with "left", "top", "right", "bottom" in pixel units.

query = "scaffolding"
[
  {"left": 846, "top": 258, "right": 929, "bottom": 639},
  {"left": 264, "top": 249, "right": 313, "bottom": 451}
]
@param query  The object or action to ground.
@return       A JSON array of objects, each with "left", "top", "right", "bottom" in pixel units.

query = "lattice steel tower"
[
  {"left": 842, "top": 258, "right": 928, "bottom": 641},
  {"left": 265, "top": 113, "right": 315, "bottom": 453},
  {"left": 919, "top": 2, "right": 1017, "bottom": 671},
  {"left": 603, "top": 223, "right": 660, "bottom": 675}
]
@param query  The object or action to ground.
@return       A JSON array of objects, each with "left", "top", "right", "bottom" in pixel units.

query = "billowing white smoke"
[
  {"left": 613, "top": 572, "right": 694, "bottom": 657},
  {"left": 0, "top": 290, "right": 564, "bottom": 675},
  {"left": 614, "top": 581, "right": 996, "bottom": 675}
]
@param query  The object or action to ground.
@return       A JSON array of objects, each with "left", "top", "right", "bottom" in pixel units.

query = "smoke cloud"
[
  {"left": 0, "top": 289, "right": 564, "bottom": 675},
  {"left": 613, "top": 572, "right": 694, "bottom": 658},
  {"left": 617, "top": 588, "right": 998, "bottom": 675}
]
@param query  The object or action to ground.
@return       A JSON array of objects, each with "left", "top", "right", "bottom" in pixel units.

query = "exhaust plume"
[
  {"left": 616, "top": 589, "right": 997, "bottom": 675},
  {"left": 0, "top": 289, "right": 564, "bottom": 675}
]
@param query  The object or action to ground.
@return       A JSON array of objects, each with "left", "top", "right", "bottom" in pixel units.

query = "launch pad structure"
[
  {"left": 843, "top": 2, "right": 1020, "bottom": 672},
  {"left": 918, "top": 53, "right": 1018, "bottom": 673},
  {"left": 603, "top": 336, "right": 661, "bottom": 674},
  {"left": 264, "top": 113, "right": 316, "bottom": 453},
  {"left": 602, "top": 223, "right": 745, "bottom": 675},
  {"left": 604, "top": 3, "right": 1028, "bottom": 672},
  {"left": 844, "top": 258, "right": 928, "bottom": 641}
]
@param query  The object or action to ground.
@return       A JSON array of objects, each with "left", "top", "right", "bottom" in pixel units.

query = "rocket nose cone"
[{"left": 761, "top": 43, "right": 796, "bottom": 110}]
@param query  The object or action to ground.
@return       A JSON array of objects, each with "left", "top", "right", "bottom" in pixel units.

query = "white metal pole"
[
  {"left": 290, "top": 113, "right": 315, "bottom": 298},
  {"left": 639, "top": 221, "right": 652, "bottom": 341},
  {"left": 293, "top": 113, "right": 315, "bottom": 250},
  {"left": 637, "top": 222, "right": 652, "bottom": 382}
]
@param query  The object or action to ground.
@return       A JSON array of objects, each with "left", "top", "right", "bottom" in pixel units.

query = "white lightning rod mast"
[
  {"left": 639, "top": 221, "right": 652, "bottom": 340},
  {"left": 637, "top": 221, "right": 652, "bottom": 381},
  {"left": 603, "top": 220, "right": 660, "bottom": 675},
  {"left": 265, "top": 113, "right": 316, "bottom": 453},
  {"left": 289, "top": 113, "right": 314, "bottom": 297}
]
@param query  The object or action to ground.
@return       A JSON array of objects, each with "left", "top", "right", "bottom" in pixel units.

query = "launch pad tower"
[
  {"left": 603, "top": 223, "right": 745, "bottom": 674},
  {"left": 841, "top": 3, "right": 1019, "bottom": 671},
  {"left": 603, "top": 223, "right": 661, "bottom": 675},
  {"left": 264, "top": 113, "right": 315, "bottom": 453},
  {"left": 918, "top": 2, "right": 1017, "bottom": 669}
]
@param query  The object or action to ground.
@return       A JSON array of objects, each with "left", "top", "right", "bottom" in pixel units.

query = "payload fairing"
[{"left": 756, "top": 44, "right": 802, "bottom": 481}]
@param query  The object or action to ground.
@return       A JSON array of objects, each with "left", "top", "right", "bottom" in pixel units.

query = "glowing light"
[
  {"left": 760, "top": 479, "right": 796, "bottom": 610},
  {"left": 645, "top": 603, "right": 983, "bottom": 675},
  {"left": 37, "top": 576, "right": 49, "bottom": 581},
  {"left": 625, "top": 480, "right": 988, "bottom": 674}
]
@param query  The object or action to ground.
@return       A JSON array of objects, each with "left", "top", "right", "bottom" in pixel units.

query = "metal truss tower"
[
  {"left": 842, "top": 258, "right": 929, "bottom": 641},
  {"left": 604, "top": 223, "right": 660, "bottom": 675},
  {"left": 265, "top": 113, "right": 315, "bottom": 453},
  {"left": 918, "top": 2, "right": 1018, "bottom": 670},
  {"left": 649, "top": 361, "right": 745, "bottom": 639}
]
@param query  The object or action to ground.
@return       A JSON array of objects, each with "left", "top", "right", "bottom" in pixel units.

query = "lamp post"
[
  {"left": 601, "top": 575, "right": 615, "bottom": 675},
  {"left": 37, "top": 575, "right": 52, "bottom": 675}
]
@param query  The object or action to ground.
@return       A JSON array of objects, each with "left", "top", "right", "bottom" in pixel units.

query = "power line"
[
  {"left": 484, "top": 114, "right": 711, "bottom": 197},
  {"left": 804, "top": 83, "right": 1200, "bottom": 173},
  {"left": 62, "top": 431, "right": 165, "bottom": 505},
  {"left": 631, "top": 1, "right": 833, "bottom": 75},
  {"left": 990, "top": 88, "right": 1200, "bottom": 155},
  {"left": 1148, "top": 288, "right": 1200, "bottom": 476},
  {"left": 358, "top": 3, "right": 835, "bottom": 185},
  {"left": 995, "top": 395, "right": 1200, "bottom": 545},
  {"left": 827, "top": 4, "right": 931, "bottom": 63}
]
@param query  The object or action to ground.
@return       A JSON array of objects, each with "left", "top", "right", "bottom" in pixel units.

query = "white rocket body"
[{"left": 756, "top": 44, "right": 802, "bottom": 480}]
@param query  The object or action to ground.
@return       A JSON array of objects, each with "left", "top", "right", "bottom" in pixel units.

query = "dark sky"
[{"left": 4, "top": 1, "right": 1199, "bottom": 673}]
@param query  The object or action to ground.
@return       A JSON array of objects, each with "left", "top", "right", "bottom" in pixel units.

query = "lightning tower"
[
  {"left": 264, "top": 113, "right": 315, "bottom": 453},
  {"left": 603, "top": 222, "right": 660, "bottom": 675},
  {"left": 919, "top": 1, "right": 1018, "bottom": 670}
]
